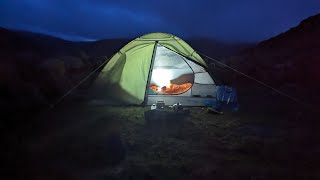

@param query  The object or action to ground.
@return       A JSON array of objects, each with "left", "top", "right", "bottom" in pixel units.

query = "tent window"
[
  {"left": 185, "top": 59, "right": 215, "bottom": 85},
  {"left": 194, "top": 72, "right": 215, "bottom": 84},
  {"left": 185, "top": 59, "right": 206, "bottom": 73},
  {"left": 149, "top": 45, "right": 194, "bottom": 95}
]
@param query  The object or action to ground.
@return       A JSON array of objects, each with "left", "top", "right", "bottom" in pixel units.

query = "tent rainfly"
[{"left": 93, "top": 32, "right": 217, "bottom": 106}]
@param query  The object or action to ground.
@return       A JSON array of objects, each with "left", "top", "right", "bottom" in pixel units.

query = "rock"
[
  {"left": 40, "top": 58, "right": 66, "bottom": 77},
  {"left": 39, "top": 58, "right": 74, "bottom": 94},
  {"left": 60, "top": 56, "right": 85, "bottom": 70}
]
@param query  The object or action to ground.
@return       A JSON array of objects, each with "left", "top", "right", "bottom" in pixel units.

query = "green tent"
[{"left": 92, "top": 32, "right": 217, "bottom": 106}]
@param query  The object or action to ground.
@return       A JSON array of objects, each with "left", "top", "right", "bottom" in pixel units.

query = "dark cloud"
[{"left": 0, "top": 0, "right": 319, "bottom": 42}]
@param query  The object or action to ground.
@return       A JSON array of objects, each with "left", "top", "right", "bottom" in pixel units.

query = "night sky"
[{"left": 1, "top": 0, "right": 319, "bottom": 42}]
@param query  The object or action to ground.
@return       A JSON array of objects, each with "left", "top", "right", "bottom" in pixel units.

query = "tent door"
[{"left": 146, "top": 44, "right": 217, "bottom": 106}]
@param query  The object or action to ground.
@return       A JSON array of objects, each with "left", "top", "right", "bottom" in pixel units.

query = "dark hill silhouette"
[
  {"left": 0, "top": 27, "right": 131, "bottom": 59},
  {"left": 187, "top": 38, "right": 254, "bottom": 60},
  {"left": 228, "top": 13, "right": 320, "bottom": 105},
  {"left": 0, "top": 28, "right": 78, "bottom": 59}
]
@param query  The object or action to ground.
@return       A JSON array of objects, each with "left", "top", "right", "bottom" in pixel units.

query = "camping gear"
[
  {"left": 210, "top": 85, "right": 239, "bottom": 112},
  {"left": 172, "top": 103, "right": 183, "bottom": 112},
  {"left": 92, "top": 32, "right": 217, "bottom": 106},
  {"left": 151, "top": 104, "right": 157, "bottom": 110},
  {"left": 156, "top": 101, "right": 165, "bottom": 109},
  {"left": 207, "top": 107, "right": 224, "bottom": 114}
]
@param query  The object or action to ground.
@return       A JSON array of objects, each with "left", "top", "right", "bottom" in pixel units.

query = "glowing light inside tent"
[{"left": 151, "top": 69, "right": 173, "bottom": 88}]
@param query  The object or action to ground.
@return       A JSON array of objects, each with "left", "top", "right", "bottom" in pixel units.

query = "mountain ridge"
[{"left": 228, "top": 13, "right": 320, "bottom": 104}]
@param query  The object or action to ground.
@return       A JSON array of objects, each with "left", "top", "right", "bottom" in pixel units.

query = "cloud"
[{"left": 1, "top": 0, "right": 319, "bottom": 42}]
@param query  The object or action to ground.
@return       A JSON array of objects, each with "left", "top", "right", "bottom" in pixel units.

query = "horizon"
[{"left": 2, "top": 26, "right": 261, "bottom": 44}]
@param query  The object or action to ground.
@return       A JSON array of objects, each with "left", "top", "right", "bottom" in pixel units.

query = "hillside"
[
  {"left": 228, "top": 14, "right": 320, "bottom": 104},
  {"left": 187, "top": 38, "right": 254, "bottom": 60}
]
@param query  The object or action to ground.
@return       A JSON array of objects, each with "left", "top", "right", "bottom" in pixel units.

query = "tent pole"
[{"left": 143, "top": 41, "right": 158, "bottom": 105}]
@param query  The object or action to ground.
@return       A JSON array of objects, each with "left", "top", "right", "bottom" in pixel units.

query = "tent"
[{"left": 92, "top": 32, "right": 217, "bottom": 106}]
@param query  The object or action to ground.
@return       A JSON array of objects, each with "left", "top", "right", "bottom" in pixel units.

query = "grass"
[{"left": 5, "top": 87, "right": 319, "bottom": 179}]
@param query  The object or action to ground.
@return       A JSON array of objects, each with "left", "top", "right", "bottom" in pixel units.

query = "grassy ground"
[{"left": 4, "top": 85, "right": 320, "bottom": 180}]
